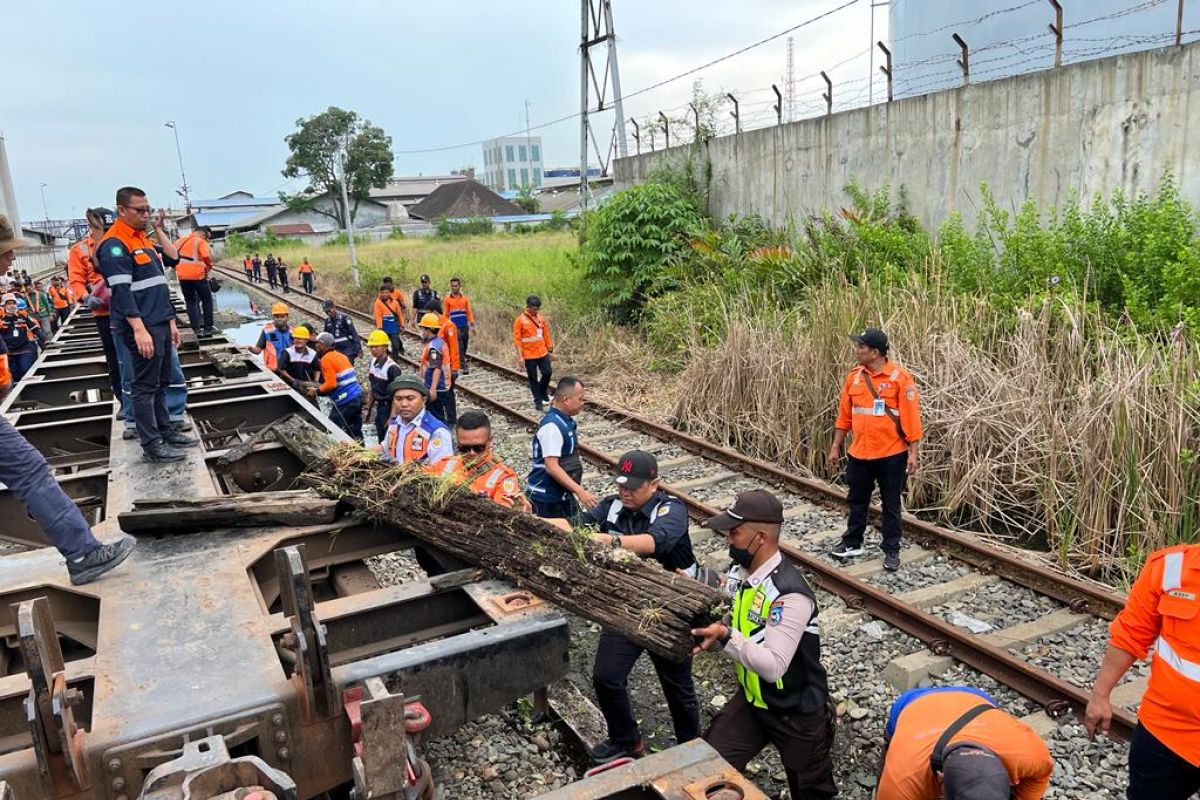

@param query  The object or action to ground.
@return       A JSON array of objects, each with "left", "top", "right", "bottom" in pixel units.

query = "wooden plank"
[{"left": 117, "top": 489, "right": 338, "bottom": 533}]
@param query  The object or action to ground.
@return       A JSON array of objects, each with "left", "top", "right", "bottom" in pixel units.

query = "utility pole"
[
  {"left": 336, "top": 138, "right": 359, "bottom": 286},
  {"left": 785, "top": 37, "right": 796, "bottom": 122},
  {"left": 579, "top": 0, "right": 628, "bottom": 210},
  {"left": 164, "top": 121, "right": 191, "bottom": 213},
  {"left": 39, "top": 182, "right": 48, "bottom": 224}
]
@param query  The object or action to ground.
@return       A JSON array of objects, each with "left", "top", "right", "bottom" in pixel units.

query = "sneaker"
[
  {"left": 172, "top": 419, "right": 194, "bottom": 432},
  {"left": 68, "top": 536, "right": 136, "bottom": 586},
  {"left": 589, "top": 738, "right": 644, "bottom": 764},
  {"left": 830, "top": 542, "right": 865, "bottom": 559},
  {"left": 122, "top": 427, "right": 138, "bottom": 441},
  {"left": 883, "top": 551, "right": 901, "bottom": 572},
  {"left": 164, "top": 432, "right": 199, "bottom": 448},
  {"left": 142, "top": 442, "right": 186, "bottom": 463}
]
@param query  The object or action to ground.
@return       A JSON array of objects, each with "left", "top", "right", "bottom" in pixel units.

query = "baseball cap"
[
  {"left": 941, "top": 745, "right": 1012, "bottom": 800},
  {"left": 420, "top": 274, "right": 431, "bottom": 282},
  {"left": 614, "top": 450, "right": 658, "bottom": 489},
  {"left": 1, "top": 293, "right": 15, "bottom": 304},
  {"left": 703, "top": 489, "right": 784, "bottom": 532},
  {"left": 316, "top": 332, "right": 335, "bottom": 347},
  {"left": 525, "top": 294, "right": 542, "bottom": 308},
  {"left": 849, "top": 327, "right": 888, "bottom": 351},
  {"left": 387, "top": 374, "right": 429, "bottom": 398},
  {"left": 322, "top": 299, "right": 336, "bottom": 310}
]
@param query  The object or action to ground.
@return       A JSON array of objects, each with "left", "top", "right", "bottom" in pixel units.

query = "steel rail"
[{"left": 214, "top": 265, "right": 1126, "bottom": 620}]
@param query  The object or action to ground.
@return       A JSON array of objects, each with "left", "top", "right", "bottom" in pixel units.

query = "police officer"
[
  {"left": 526, "top": 376, "right": 597, "bottom": 518},
  {"left": 412, "top": 273, "right": 440, "bottom": 316},
  {"left": 691, "top": 489, "right": 837, "bottom": 799},
  {"left": 322, "top": 299, "right": 362, "bottom": 361},
  {"left": 96, "top": 187, "right": 198, "bottom": 463},
  {"left": 575, "top": 450, "right": 700, "bottom": 763},
  {"left": 1086, "top": 543, "right": 1200, "bottom": 799},
  {"left": 828, "top": 328, "right": 922, "bottom": 572}
]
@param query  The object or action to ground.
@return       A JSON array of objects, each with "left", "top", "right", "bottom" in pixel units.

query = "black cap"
[
  {"left": 849, "top": 327, "right": 888, "bottom": 351},
  {"left": 322, "top": 299, "right": 336, "bottom": 310},
  {"left": 614, "top": 450, "right": 658, "bottom": 489},
  {"left": 420, "top": 274, "right": 431, "bottom": 282},
  {"left": 941, "top": 745, "right": 1012, "bottom": 800},
  {"left": 386, "top": 375, "right": 429, "bottom": 398},
  {"left": 526, "top": 294, "right": 542, "bottom": 308},
  {"left": 704, "top": 489, "right": 784, "bottom": 532}
]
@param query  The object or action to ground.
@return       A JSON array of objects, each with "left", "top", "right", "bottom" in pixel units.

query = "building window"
[
  {"left": 495, "top": 147, "right": 502, "bottom": 164},
  {"left": 506, "top": 145, "right": 514, "bottom": 162},
  {"left": 507, "top": 168, "right": 516, "bottom": 188},
  {"left": 533, "top": 171, "right": 542, "bottom": 187},
  {"left": 520, "top": 168, "right": 529, "bottom": 186},
  {"left": 532, "top": 144, "right": 540, "bottom": 162},
  {"left": 519, "top": 144, "right": 527, "bottom": 162}
]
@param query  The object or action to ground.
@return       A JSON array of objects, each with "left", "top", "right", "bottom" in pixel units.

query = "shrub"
[
  {"left": 323, "top": 232, "right": 371, "bottom": 247},
  {"left": 224, "top": 230, "right": 294, "bottom": 255},
  {"left": 577, "top": 182, "right": 703, "bottom": 323},
  {"left": 436, "top": 217, "right": 493, "bottom": 238}
]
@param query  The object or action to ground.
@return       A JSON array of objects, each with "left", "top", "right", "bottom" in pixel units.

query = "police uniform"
[
  {"left": 419, "top": 335, "right": 450, "bottom": 423},
  {"left": 368, "top": 354, "right": 403, "bottom": 441},
  {"left": 701, "top": 491, "right": 837, "bottom": 800},
  {"left": 381, "top": 408, "right": 452, "bottom": 465},
  {"left": 324, "top": 311, "right": 361, "bottom": 360},
  {"left": 527, "top": 406, "right": 582, "bottom": 518},
  {"left": 412, "top": 285, "right": 440, "bottom": 314},
  {"left": 581, "top": 461, "right": 700, "bottom": 758},
  {"left": 96, "top": 219, "right": 180, "bottom": 449}
]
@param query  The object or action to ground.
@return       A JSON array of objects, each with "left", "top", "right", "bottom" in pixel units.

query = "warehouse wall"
[{"left": 614, "top": 41, "right": 1200, "bottom": 230}]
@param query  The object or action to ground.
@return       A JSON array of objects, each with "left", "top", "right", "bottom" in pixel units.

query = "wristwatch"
[{"left": 610, "top": 534, "right": 622, "bottom": 549}]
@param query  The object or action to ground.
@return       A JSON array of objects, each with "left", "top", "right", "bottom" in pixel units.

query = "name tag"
[
  {"left": 872, "top": 398, "right": 886, "bottom": 416},
  {"left": 1168, "top": 589, "right": 1196, "bottom": 600}
]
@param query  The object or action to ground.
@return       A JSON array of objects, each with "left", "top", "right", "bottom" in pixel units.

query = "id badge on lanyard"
[{"left": 873, "top": 398, "right": 886, "bottom": 416}]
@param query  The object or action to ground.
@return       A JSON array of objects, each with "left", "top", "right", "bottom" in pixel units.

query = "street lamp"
[
  {"left": 164, "top": 121, "right": 191, "bottom": 212},
  {"left": 39, "top": 182, "right": 49, "bottom": 224}
]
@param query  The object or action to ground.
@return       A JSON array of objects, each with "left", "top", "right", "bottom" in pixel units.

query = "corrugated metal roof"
[
  {"left": 267, "top": 223, "right": 315, "bottom": 235},
  {"left": 191, "top": 196, "right": 281, "bottom": 210},
  {"left": 369, "top": 175, "right": 469, "bottom": 200},
  {"left": 191, "top": 209, "right": 275, "bottom": 227}
]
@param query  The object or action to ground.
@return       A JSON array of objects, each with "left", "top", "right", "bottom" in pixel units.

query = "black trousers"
[
  {"left": 55, "top": 307, "right": 69, "bottom": 325},
  {"left": 179, "top": 278, "right": 214, "bottom": 332},
  {"left": 705, "top": 693, "right": 837, "bottom": 800},
  {"left": 118, "top": 321, "right": 173, "bottom": 448},
  {"left": 531, "top": 496, "right": 579, "bottom": 521},
  {"left": 278, "top": 271, "right": 289, "bottom": 292},
  {"left": 456, "top": 323, "right": 470, "bottom": 367},
  {"left": 252, "top": 264, "right": 261, "bottom": 282},
  {"left": 373, "top": 402, "right": 391, "bottom": 442},
  {"left": 524, "top": 355, "right": 552, "bottom": 405},
  {"left": 426, "top": 390, "right": 453, "bottom": 425},
  {"left": 266, "top": 268, "right": 277, "bottom": 289},
  {"left": 388, "top": 332, "right": 404, "bottom": 358},
  {"left": 302, "top": 273, "right": 314, "bottom": 293},
  {"left": 842, "top": 450, "right": 907, "bottom": 554},
  {"left": 93, "top": 315, "right": 122, "bottom": 401},
  {"left": 1127, "top": 723, "right": 1200, "bottom": 800},
  {"left": 329, "top": 399, "right": 363, "bottom": 443},
  {"left": 592, "top": 630, "right": 700, "bottom": 748}
]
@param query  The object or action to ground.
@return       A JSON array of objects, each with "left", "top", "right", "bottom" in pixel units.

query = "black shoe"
[
  {"left": 172, "top": 419, "right": 194, "bottom": 432},
  {"left": 142, "top": 442, "right": 186, "bottom": 463},
  {"left": 461, "top": 366, "right": 471, "bottom": 375},
  {"left": 830, "top": 543, "right": 865, "bottom": 559},
  {"left": 883, "top": 551, "right": 901, "bottom": 572},
  {"left": 535, "top": 401, "right": 545, "bottom": 412},
  {"left": 589, "top": 738, "right": 644, "bottom": 764},
  {"left": 122, "top": 427, "right": 138, "bottom": 441},
  {"left": 68, "top": 536, "right": 136, "bottom": 586},
  {"left": 164, "top": 432, "right": 199, "bottom": 447}
]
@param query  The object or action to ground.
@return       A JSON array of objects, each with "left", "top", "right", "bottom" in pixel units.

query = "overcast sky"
[{"left": 2, "top": 0, "right": 882, "bottom": 220}]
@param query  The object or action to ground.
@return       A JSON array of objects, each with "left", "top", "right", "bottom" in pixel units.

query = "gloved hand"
[{"left": 86, "top": 294, "right": 106, "bottom": 311}]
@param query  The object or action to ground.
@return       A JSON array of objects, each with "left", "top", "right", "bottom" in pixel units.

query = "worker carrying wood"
[
  {"left": 876, "top": 686, "right": 1052, "bottom": 800},
  {"left": 691, "top": 489, "right": 838, "bottom": 800},
  {"left": 1086, "top": 543, "right": 1200, "bottom": 799}
]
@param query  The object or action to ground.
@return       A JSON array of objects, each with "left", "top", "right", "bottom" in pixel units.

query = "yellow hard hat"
[
  {"left": 419, "top": 313, "right": 441, "bottom": 330},
  {"left": 367, "top": 330, "right": 391, "bottom": 347},
  {"left": 271, "top": 302, "right": 288, "bottom": 315},
  {"left": 292, "top": 325, "right": 311, "bottom": 339}
]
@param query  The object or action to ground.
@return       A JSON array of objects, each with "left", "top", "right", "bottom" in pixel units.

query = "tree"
[
  {"left": 514, "top": 183, "right": 541, "bottom": 214},
  {"left": 280, "top": 107, "right": 394, "bottom": 226}
]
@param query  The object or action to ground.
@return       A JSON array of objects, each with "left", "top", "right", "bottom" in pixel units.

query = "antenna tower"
[{"left": 579, "top": 0, "right": 628, "bottom": 210}]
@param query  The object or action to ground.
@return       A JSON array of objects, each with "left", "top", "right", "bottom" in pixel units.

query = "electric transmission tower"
[
  {"left": 579, "top": 0, "right": 628, "bottom": 210},
  {"left": 785, "top": 36, "right": 796, "bottom": 123}
]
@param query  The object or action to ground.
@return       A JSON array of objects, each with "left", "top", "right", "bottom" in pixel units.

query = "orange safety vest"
[
  {"left": 1110, "top": 544, "right": 1200, "bottom": 765},
  {"left": 48, "top": 285, "right": 72, "bottom": 309},
  {"left": 834, "top": 361, "right": 923, "bottom": 461},
  {"left": 428, "top": 455, "right": 523, "bottom": 508},
  {"left": 513, "top": 311, "right": 552, "bottom": 359},
  {"left": 382, "top": 411, "right": 450, "bottom": 464},
  {"left": 174, "top": 233, "right": 211, "bottom": 281},
  {"left": 298, "top": 261, "right": 314, "bottom": 274},
  {"left": 439, "top": 316, "right": 460, "bottom": 371}
]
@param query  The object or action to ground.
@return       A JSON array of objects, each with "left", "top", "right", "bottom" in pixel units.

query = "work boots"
[{"left": 142, "top": 442, "right": 186, "bottom": 463}]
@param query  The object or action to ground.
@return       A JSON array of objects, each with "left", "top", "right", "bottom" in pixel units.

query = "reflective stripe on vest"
[
  {"left": 369, "top": 357, "right": 399, "bottom": 381},
  {"left": 606, "top": 498, "right": 662, "bottom": 526},
  {"left": 331, "top": 366, "right": 362, "bottom": 407},
  {"left": 263, "top": 325, "right": 292, "bottom": 371},
  {"left": 1155, "top": 551, "right": 1200, "bottom": 683}
]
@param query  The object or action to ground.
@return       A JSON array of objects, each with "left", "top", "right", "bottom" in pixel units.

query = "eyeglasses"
[
  {"left": 458, "top": 443, "right": 489, "bottom": 454},
  {"left": 123, "top": 205, "right": 152, "bottom": 215}
]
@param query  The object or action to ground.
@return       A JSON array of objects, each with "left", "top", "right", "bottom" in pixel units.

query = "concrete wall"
[{"left": 614, "top": 40, "right": 1200, "bottom": 231}]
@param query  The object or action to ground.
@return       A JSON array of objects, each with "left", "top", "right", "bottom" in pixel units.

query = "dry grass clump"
[{"left": 671, "top": 275, "right": 1200, "bottom": 584}]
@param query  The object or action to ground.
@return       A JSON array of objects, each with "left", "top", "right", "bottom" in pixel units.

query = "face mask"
[{"left": 728, "top": 534, "right": 760, "bottom": 569}]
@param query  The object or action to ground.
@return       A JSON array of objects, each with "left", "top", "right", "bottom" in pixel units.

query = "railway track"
[{"left": 214, "top": 265, "right": 1139, "bottom": 775}]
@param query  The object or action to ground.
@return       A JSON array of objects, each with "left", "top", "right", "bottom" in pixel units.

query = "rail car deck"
[{"left": 0, "top": 301, "right": 570, "bottom": 800}]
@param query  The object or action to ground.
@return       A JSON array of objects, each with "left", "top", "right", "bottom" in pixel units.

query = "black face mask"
[{"left": 729, "top": 534, "right": 761, "bottom": 569}]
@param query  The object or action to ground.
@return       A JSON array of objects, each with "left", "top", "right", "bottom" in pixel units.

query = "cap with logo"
[
  {"left": 322, "top": 299, "right": 337, "bottom": 310},
  {"left": 420, "top": 274, "right": 431, "bottom": 282},
  {"left": 614, "top": 450, "right": 658, "bottom": 490},
  {"left": 703, "top": 489, "right": 784, "bottom": 532},
  {"left": 849, "top": 327, "right": 888, "bottom": 352}
]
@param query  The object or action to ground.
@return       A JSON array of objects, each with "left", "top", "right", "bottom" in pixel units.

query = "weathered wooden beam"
[
  {"left": 207, "top": 351, "right": 250, "bottom": 377},
  {"left": 118, "top": 489, "right": 339, "bottom": 533}
]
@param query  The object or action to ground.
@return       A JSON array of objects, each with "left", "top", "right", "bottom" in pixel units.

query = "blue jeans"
[
  {"left": 0, "top": 416, "right": 100, "bottom": 559},
  {"left": 8, "top": 350, "right": 36, "bottom": 383},
  {"left": 113, "top": 322, "right": 187, "bottom": 427}
]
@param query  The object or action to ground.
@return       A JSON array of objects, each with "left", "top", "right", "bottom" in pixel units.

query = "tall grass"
[{"left": 670, "top": 267, "right": 1200, "bottom": 585}]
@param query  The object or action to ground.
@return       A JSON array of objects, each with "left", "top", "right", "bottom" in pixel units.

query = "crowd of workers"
[{"left": 0, "top": 183, "right": 1196, "bottom": 800}]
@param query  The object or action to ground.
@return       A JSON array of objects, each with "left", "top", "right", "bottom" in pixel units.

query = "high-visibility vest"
[
  {"left": 48, "top": 285, "right": 72, "bottom": 309},
  {"left": 430, "top": 455, "right": 523, "bottom": 508},
  {"left": 383, "top": 411, "right": 450, "bottom": 464},
  {"left": 174, "top": 234, "right": 209, "bottom": 280},
  {"left": 261, "top": 324, "right": 293, "bottom": 371}
]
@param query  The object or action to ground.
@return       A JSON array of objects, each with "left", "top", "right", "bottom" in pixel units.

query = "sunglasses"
[{"left": 458, "top": 443, "right": 489, "bottom": 454}]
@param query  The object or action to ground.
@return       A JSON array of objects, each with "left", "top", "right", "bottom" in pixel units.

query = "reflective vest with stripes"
[
  {"left": 383, "top": 410, "right": 449, "bottom": 464},
  {"left": 432, "top": 455, "right": 523, "bottom": 508},
  {"left": 329, "top": 362, "right": 362, "bottom": 408},
  {"left": 729, "top": 558, "right": 829, "bottom": 714},
  {"left": 368, "top": 356, "right": 401, "bottom": 401},
  {"left": 174, "top": 233, "right": 208, "bottom": 280},
  {"left": 278, "top": 346, "right": 317, "bottom": 384},
  {"left": 527, "top": 408, "right": 581, "bottom": 502},
  {"left": 261, "top": 324, "right": 292, "bottom": 371},
  {"left": 96, "top": 220, "right": 175, "bottom": 325}
]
